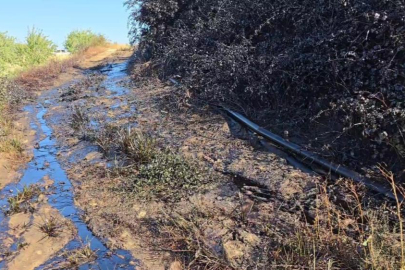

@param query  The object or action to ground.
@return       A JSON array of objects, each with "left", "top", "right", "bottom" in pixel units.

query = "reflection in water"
[{"left": 0, "top": 62, "right": 137, "bottom": 269}]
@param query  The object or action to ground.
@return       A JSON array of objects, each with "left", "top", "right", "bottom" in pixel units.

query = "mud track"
[
  {"left": 1, "top": 49, "right": 397, "bottom": 269},
  {"left": 0, "top": 50, "right": 138, "bottom": 269}
]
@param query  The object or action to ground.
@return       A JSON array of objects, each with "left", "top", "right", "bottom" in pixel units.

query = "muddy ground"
[
  {"left": 40, "top": 53, "right": 395, "bottom": 269},
  {"left": 1, "top": 48, "right": 400, "bottom": 269},
  {"left": 0, "top": 46, "right": 137, "bottom": 270}
]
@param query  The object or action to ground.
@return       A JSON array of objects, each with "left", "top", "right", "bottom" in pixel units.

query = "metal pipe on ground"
[
  {"left": 168, "top": 77, "right": 399, "bottom": 201},
  {"left": 224, "top": 109, "right": 399, "bottom": 200}
]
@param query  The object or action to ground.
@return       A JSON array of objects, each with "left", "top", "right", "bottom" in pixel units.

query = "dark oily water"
[{"left": 0, "top": 62, "right": 137, "bottom": 269}]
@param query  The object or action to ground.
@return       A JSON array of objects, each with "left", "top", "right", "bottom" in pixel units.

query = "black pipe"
[
  {"left": 168, "top": 77, "right": 399, "bottom": 201},
  {"left": 224, "top": 109, "right": 399, "bottom": 200}
]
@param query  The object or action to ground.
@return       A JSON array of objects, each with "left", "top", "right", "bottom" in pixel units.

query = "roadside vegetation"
[
  {"left": 64, "top": 30, "right": 107, "bottom": 53},
  {"left": 124, "top": 0, "right": 405, "bottom": 268},
  {"left": 61, "top": 70, "right": 404, "bottom": 269},
  {"left": 126, "top": 0, "right": 405, "bottom": 183},
  {"left": 0, "top": 28, "right": 55, "bottom": 78},
  {"left": 69, "top": 102, "right": 210, "bottom": 202},
  {"left": 0, "top": 28, "right": 110, "bottom": 157}
]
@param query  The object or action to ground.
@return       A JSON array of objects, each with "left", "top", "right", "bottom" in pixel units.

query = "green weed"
[
  {"left": 38, "top": 216, "right": 62, "bottom": 238},
  {"left": 117, "top": 127, "right": 157, "bottom": 164},
  {"left": 63, "top": 242, "right": 97, "bottom": 267},
  {"left": 123, "top": 150, "right": 209, "bottom": 201},
  {"left": 6, "top": 185, "right": 41, "bottom": 215}
]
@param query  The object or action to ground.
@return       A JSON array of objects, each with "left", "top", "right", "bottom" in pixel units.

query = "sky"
[{"left": 0, "top": 0, "right": 131, "bottom": 49}]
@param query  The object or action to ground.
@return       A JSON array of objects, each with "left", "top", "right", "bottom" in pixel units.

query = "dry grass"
[
  {"left": 117, "top": 127, "right": 157, "bottom": 164},
  {"left": 0, "top": 137, "right": 24, "bottom": 153},
  {"left": 62, "top": 242, "right": 97, "bottom": 267},
  {"left": 143, "top": 173, "right": 405, "bottom": 270},
  {"left": 6, "top": 185, "right": 41, "bottom": 215},
  {"left": 15, "top": 55, "right": 80, "bottom": 91},
  {"left": 37, "top": 216, "right": 62, "bottom": 238},
  {"left": 70, "top": 105, "right": 89, "bottom": 132}
]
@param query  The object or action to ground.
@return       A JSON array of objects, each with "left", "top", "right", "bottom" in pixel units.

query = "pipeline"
[
  {"left": 168, "top": 78, "right": 399, "bottom": 200},
  {"left": 224, "top": 109, "right": 399, "bottom": 200}
]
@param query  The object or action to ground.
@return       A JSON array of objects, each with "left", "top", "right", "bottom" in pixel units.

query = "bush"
[
  {"left": 123, "top": 150, "right": 208, "bottom": 201},
  {"left": 64, "top": 30, "right": 107, "bottom": 53},
  {"left": 23, "top": 28, "right": 56, "bottom": 66},
  {"left": 0, "top": 77, "right": 26, "bottom": 110},
  {"left": 127, "top": 0, "right": 405, "bottom": 179},
  {"left": 0, "top": 29, "right": 56, "bottom": 77},
  {"left": 0, "top": 32, "right": 19, "bottom": 75},
  {"left": 117, "top": 127, "right": 157, "bottom": 164}
]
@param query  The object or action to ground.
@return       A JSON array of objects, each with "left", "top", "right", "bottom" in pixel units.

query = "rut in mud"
[{"left": 0, "top": 60, "right": 137, "bottom": 269}]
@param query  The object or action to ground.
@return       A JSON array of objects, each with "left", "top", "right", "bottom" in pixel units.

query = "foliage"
[
  {"left": 117, "top": 127, "right": 157, "bottom": 164},
  {"left": 0, "top": 29, "right": 56, "bottom": 77},
  {"left": 127, "top": 0, "right": 405, "bottom": 179},
  {"left": 123, "top": 150, "right": 208, "bottom": 201},
  {"left": 0, "top": 32, "right": 19, "bottom": 74},
  {"left": 64, "top": 30, "right": 107, "bottom": 53},
  {"left": 38, "top": 216, "right": 62, "bottom": 237},
  {"left": 24, "top": 28, "right": 56, "bottom": 65},
  {"left": 5, "top": 185, "right": 41, "bottom": 215}
]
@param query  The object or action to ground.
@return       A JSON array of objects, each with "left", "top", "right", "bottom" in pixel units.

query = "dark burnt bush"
[{"left": 126, "top": 0, "right": 405, "bottom": 178}]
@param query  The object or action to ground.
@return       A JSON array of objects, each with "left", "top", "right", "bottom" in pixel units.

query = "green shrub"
[
  {"left": 64, "top": 30, "right": 107, "bottom": 53},
  {"left": 0, "top": 32, "right": 21, "bottom": 77},
  {"left": 117, "top": 127, "right": 157, "bottom": 164},
  {"left": 0, "top": 29, "right": 56, "bottom": 77},
  {"left": 23, "top": 28, "right": 56, "bottom": 66},
  {"left": 0, "top": 33, "right": 19, "bottom": 70},
  {"left": 124, "top": 150, "right": 208, "bottom": 201}
]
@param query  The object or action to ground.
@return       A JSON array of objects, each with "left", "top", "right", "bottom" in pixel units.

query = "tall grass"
[{"left": 64, "top": 30, "right": 107, "bottom": 53}]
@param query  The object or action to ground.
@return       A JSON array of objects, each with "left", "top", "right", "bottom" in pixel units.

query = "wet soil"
[
  {"left": 0, "top": 48, "right": 137, "bottom": 269},
  {"left": 0, "top": 44, "right": 399, "bottom": 269},
  {"left": 39, "top": 54, "right": 335, "bottom": 269},
  {"left": 0, "top": 112, "right": 35, "bottom": 188},
  {"left": 1, "top": 47, "right": 386, "bottom": 269}
]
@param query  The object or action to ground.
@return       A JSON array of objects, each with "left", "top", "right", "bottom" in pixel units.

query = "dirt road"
[
  {"left": 0, "top": 47, "right": 138, "bottom": 270},
  {"left": 1, "top": 47, "right": 400, "bottom": 270}
]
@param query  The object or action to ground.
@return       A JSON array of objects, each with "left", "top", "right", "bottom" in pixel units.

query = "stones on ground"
[
  {"left": 169, "top": 261, "right": 183, "bottom": 270},
  {"left": 222, "top": 231, "right": 261, "bottom": 268}
]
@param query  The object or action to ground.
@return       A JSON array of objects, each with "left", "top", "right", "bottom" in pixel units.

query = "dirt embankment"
[{"left": 43, "top": 54, "right": 403, "bottom": 269}]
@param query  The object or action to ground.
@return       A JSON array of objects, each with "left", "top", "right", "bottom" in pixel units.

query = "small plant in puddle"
[
  {"left": 17, "top": 241, "right": 29, "bottom": 250},
  {"left": 62, "top": 242, "right": 97, "bottom": 267},
  {"left": 38, "top": 216, "right": 61, "bottom": 237},
  {"left": 117, "top": 127, "right": 156, "bottom": 164},
  {"left": 5, "top": 185, "right": 41, "bottom": 215},
  {"left": 123, "top": 150, "right": 209, "bottom": 201},
  {"left": 7, "top": 196, "right": 22, "bottom": 214},
  {"left": 70, "top": 105, "right": 89, "bottom": 131},
  {"left": 93, "top": 123, "right": 119, "bottom": 154}
]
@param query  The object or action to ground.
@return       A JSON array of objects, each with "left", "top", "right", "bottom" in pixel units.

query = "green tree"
[
  {"left": 23, "top": 27, "right": 56, "bottom": 66},
  {"left": 0, "top": 32, "right": 19, "bottom": 76},
  {"left": 64, "top": 30, "right": 107, "bottom": 53}
]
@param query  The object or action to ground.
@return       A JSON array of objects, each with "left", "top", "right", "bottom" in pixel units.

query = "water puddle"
[{"left": 0, "top": 61, "right": 138, "bottom": 269}]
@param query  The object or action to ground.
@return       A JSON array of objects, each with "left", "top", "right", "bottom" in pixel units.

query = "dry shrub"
[
  {"left": 15, "top": 55, "right": 80, "bottom": 91},
  {"left": 127, "top": 0, "right": 405, "bottom": 180},
  {"left": 156, "top": 210, "right": 233, "bottom": 270},
  {"left": 149, "top": 178, "right": 405, "bottom": 269},
  {"left": 117, "top": 127, "right": 157, "bottom": 164}
]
